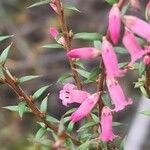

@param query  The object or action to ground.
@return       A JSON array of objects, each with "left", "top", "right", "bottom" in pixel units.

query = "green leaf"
[
  {"left": 57, "top": 73, "right": 72, "bottom": 83},
  {"left": 94, "top": 40, "right": 101, "bottom": 49},
  {"left": 77, "top": 122, "right": 98, "bottom": 132},
  {"left": 114, "top": 47, "right": 128, "bottom": 54},
  {"left": 63, "top": 116, "right": 70, "bottom": 123},
  {"left": 75, "top": 68, "right": 90, "bottom": 79},
  {"left": 64, "top": 5, "right": 80, "bottom": 12},
  {"left": 0, "top": 43, "right": 12, "bottom": 65},
  {"left": 74, "top": 32, "right": 102, "bottom": 41},
  {"left": 18, "top": 101, "right": 26, "bottom": 118},
  {"left": 65, "top": 139, "right": 75, "bottom": 150},
  {"left": 64, "top": 108, "right": 77, "bottom": 116},
  {"left": 76, "top": 142, "right": 90, "bottom": 150},
  {"left": 121, "top": 3, "right": 129, "bottom": 15},
  {"left": 46, "top": 115, "right": 59, "bottom": 123},
  {"left": 28, "top": 0, "right": 51, "bottom": 8},
  {"left": 140, "top": 110, "right": 150, "bottom": 116},
  {"left": 112, "top": 122, "right": 124, "bottom": 127},
  {"left": 42, "top": 44, "right": 63, "bottom": 49},
  {"left": 139, "top": 61, "right": 145, "bottom": 75},
  {"left": 134, "top": 75, "right": 146, "bottom": 88},
  {"left": 3, "top": 105, "right": 30, "bottom": 112},
  {"left": 74, "top": 60, "right": 85, "bottom": 69},
  {"left": 140, "top": 86, "right": 148, "bottom": 98},
  {"left": 17, "top": 75, "right": 40, "bottom": 84},
  {"left": 91, "top": 113, "right": 99, "bottom": 123},
  {"left": 105, "top": 0, "right": 119, "bottom": 5},
  {"left": 0, "top": 67, "right": 4, "bottom": 80},
  {"left": 101, "top": 93, "right": 112, "bottom": 107},
  {"left": 35, "top": 127, "right": 47, "bottom": 140},
  {"left": 85, "top": 67, "right": 101, "bottom": 82},
  {"left": 118, "top": 62, "right": 128, "bottom": 68},
  {"left": 33, "top": 85, "right": 49, "bottom": 100},
  {"left": 67, "top": 122, "right": 74, "bottom": 132},
  {"left": 40, "top": 95, "right": 48, "bottom": 113},
  {"left": 0, "top": 35, "right": 13, "bottom": 42}
]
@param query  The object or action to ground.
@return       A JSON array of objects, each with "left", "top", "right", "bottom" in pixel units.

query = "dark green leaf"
[
  {"left": 93, "top": 40, "right": 101, "bottom": 49},
  {"left": 18, "top": 101, "right": 26, "bottom": 118},
  {"left": 40, "top": 95, "right": 48, "bottom": 113},
  {"left": 75, "top": 68, "right": 90, "bottom": 78},
  {"left": 64, "top": 5, "right": 80, "bottom": 12},
  {"left": 91, "top": 113, "right": 99, "bottom": 123},
  {"left": 74, "top": 32, "right": 102, "bottom": 41},
  {"left": 105, "top": 0, "right": 119, "bottom": 5},
  {"left": 46, "top": 115, "right": 59, "bottom": 123},
  {"left": 35, "top": 127, "right": 47, "bottom": 140},
  {"left": 57, "top": 73, "right": 72, "bottom": 83},
  {"left": 0, "top": 43, "right": 12, "bottom": 65},
  {"left": 74, "top": 60, "right": 85, "bottom": 69},
  {"left": 114, "top": 47, "right": 128, "bottom": 54},
  {"left": 139, "top": 61, "right": 145, "bottom": 75},
  {"left": 42, "top": 44, "right": 63, "bottom": 49},
  {"left": 65, "top": 139, "right": 75, "bottom": 150},
  {"left": 33, "top": 85, "right": 49, "bottom": 100},
  {"left": 101, "top": 93, "right": 112, "bottom": 107},
  {"left": 3, "top": 105, "right": 30, "bottom": 112},
  {"left": 118, "top": 62, "right": 128, "bottom": 68},
  {"left": 76, "top": 142, "right": 90, "bottom": 150},
  {"left": 28, "top": 0, "right": 51, "bottom": 8},
  {"left": 140, "top": 110, "right": 150, "bottom": 116},
  {"left": 67, "top": 122, "right": 74, "bottom": 132},
  {"left": 77, "top": 122, "right": 98, "bottom": 132},
  {"left": 0, "top": 35, "right": 13, "bottom": 42},
  {"left": 17, "top": 75, "right": 40, "bottom": 84}
]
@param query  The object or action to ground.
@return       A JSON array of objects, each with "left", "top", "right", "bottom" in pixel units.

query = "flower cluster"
[{"left": 58, "top": 2, "right": 150, "bottom": 142}]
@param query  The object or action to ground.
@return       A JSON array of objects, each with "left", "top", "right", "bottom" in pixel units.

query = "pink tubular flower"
[
  {"left": 99, "top": 106, "right": 116, "bottom": 142},
  {"left": 59, "top": 83, "right": 90, "bottom": 106},
  {"left": 143, "top": 55, "right": 150, "bottom": 65},
  {"left": 123, "top": 28, "right": 150, "bottom": 65},
  {"left": 106, "top": 78, "right": 133, "bottom": 112},
  {"left": 101, "top": 37, "right": 125, "bottom": 78},
  {"left": 49, "top": 27, "right": 65, "bottom": 45},
  {"left": 70, "top": 93, "right": 99, "bottom": 123},
  {"left": 123, "top": 15, "right": 150, "bottom": 42},
  {"left": 108, "top": 4, "right": 121, "bottom": 45},
  {"left": 67, "top": 47, "right": 100, "bottom": 60}
]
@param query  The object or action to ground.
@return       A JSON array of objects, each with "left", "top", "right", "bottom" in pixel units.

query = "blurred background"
[{"left": 0, "top": 0, "right": 150, "bottom": 149}]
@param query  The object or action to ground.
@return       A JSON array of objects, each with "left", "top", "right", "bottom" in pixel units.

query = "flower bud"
[
  {"left": 99, "top": 106, "right": 116, "bottom": 141},
  {"left": 67, "top": 47, "right": 100, "bottom": 60},
  {"left": 70, "top": 93, "right": 99, "bottom": 123},
  {"left": 108, "top": 4, "right": 121, "bottom": 45},
  {"left": 143, "top": 55, "right": 150, "bottom": 65},
  {"left": 123, "top": 15, "right": 150, "bottom": 43}
]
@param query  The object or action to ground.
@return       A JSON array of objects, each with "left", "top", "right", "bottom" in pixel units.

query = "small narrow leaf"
[
  {"left": 0, "top": 35, "right": 13, "bottom": 42},
  {"left": 94, "top": 40, "right": 101, "bottom": 49},
  {"left": 28, "top": 0, "right": 51, "bottom": 8},
  {"left": 65, "top": 139, "right": 75, "bottom": 150},
  {"left": 0, "top": 43, "right": 12, "bottom": 65},
  {"left": 40, "top": 95, "right": 48, "bottom": 113},
  {"left": 74, "top": 60, "right": 85, "bottom": 69},
  {"left": 139, "top": 61, "right": 145, "bottom": 75},
  {"left": 101, "top": 93, "right": 112, "bottom": 107},
  {"left": 74, "top": 32, "right": 102, "bottom": 41},
  {"left": 140, "top": 86, "right": 148, "bottom": 98},
  {"left": 112, "top": 122, "right": 124, "bottom": 127},
  {"left": 76, "top": 142, "right": 90, "bottom": 150},
  {"left": 91, "top": 113, "right": 99, "bottom": 123},
  {"left": 35, "top": 127, "right": 47, "bottom": 140},
  {"left": 121, "top": 3, "right": 129, "bottom": 15},
  {"left": 18, "top": 101, "right": 26, "bottom": 118},
  {"left": 119, "top": 62, "right": 128, "bottom": 68},
  {"left": 64, "top": 108, "right": 77, "bottom": 116},
  {"left": 18, "top": 75, "right": 40, "bottom": 84},
  {"left": 33, "top": 85, "right": 49, "bottom": 100},
  {"left": 64, "top": 5, "right": 80, "bottom": 12},
  {"left": 3, "top": 105, "right": 30, "bottom": 112},
  {"left": 105, "top": 0, "right": 119, "bottom": 5},
  {"left": 75, "top": 68, "right": 90, "bottom": 79},
  {"left": 57, "top": 73, "right": 72, "bottom": 83},
  {"left": 46, "top": 115, "right": 59, "bottom": 123},
  {"left": 67, "top": 122, "right": 74, "bottom": 132},
  {"left": 114, "top": 47, "right": 128, "bottom": 54},
  {"left": 42, "top": 44, "right": 63, "bottom": 49},
  {"left": 140, "top": 110, "right": 150, "bottom": 116}
]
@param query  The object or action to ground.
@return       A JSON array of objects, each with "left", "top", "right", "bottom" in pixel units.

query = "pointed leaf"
[
  {"left": 91, "top": 113, "right": 99, "bottom": 123},
  {"left": 67, "top": 122, "right": 74, "bottom": 132},
  {"left": 35, "top": 127, "right": 47, "bottom": 140},
  {"left": 46, "top": 115, "right": 59, "bottom": 123},
  {"left": 74, "top": 60, "right": 85, "bottom": 69},
  {"left": 101, "top": 93, "right": 112, "bottom": 107},
  {"left": 76, "top": 142, "right": 90, "bottom": 150},
  {"left": 33, "top": 85, "right": 49, "bottom": 100},
  {"left": 114, "top": 47, "right": 128, "bottom": 54},
  {"left": 64, "top": 5, "right": 80, "bottom": 12},
  {"left": 105, "top": 0, "right": 119, "bottom": 5},
  {"left": 74, "top": 32, "right": 102, "bottom": 41},
  {"left": 139, "top": 61, "right": 145, "bottom": 75},
  {"left": 28, "top": 0, "right": 51, "bottom": 8},
  {"left": 18, "top": 75, "right": 40, "bottom": 84},
  {"left": 42, "top": 44, "right": 63, "bottom": 49},
  {"left": 40, "top": 95, "right": 48, "bottom": 113},
  {"left": 140, "top": 110, "right": 150, "bottom": 116},
  {"left": 18, "top": 101, "right": 26, "bottom": 118},
  {"left": 64, "top": 108, "right": 77, "bottom": 116},
  {"left": 75, "top": 68, "right": 90, "bottom": 79},
  {"left": 0, "top": 35, "right": 13, "bottom": 42},
  {"left": 0, "top": 43, "right": 12, "bottom": 65},
  {"left": 94, "top": 40, "right": 101, "bottom": 49},
  {"left": 3, "top": 105, "right": 30, "bottom": 112},
  {"left": 57, "top": 73, "right": 72, "bottom": 83}
]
